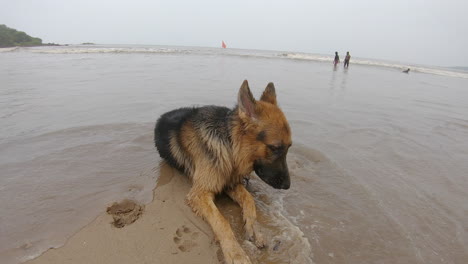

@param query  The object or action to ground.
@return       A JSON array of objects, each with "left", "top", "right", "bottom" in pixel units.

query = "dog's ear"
[
  {"left": 260, "top": 82, "right": 277, "bottom": 105},
  {"left": 238, "top": 80, "right": 257, "bottom": 119}
]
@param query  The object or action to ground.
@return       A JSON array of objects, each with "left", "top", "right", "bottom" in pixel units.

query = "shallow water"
[{"left": 1, "top": 45, "right": 467, "bottom": 263}]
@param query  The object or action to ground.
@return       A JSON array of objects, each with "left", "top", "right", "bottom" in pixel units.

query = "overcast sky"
[{"left": 1, "top": 0, "right": 467, "bottom": 66}]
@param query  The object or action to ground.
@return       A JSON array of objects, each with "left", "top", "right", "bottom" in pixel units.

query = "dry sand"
[{"left": 27, "top": 163, "right": 224, "bottom": 264}]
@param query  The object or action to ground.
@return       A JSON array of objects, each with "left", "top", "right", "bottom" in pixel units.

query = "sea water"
[{"left": 1, "top": 45, "right": 467, "bottom": 263}]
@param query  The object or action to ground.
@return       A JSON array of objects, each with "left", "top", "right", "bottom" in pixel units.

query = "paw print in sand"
[{"left": 173, "top": 225, "right": 199, "bottom": 252}]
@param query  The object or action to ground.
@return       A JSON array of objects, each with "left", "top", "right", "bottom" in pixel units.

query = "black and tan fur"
[{"left": 154, "top": 80, "right": 292, "bottom": 264}]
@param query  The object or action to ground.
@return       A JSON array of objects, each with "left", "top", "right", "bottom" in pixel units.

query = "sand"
[
  {"left": 106, "top": 200, "right": 145, "bottom": 228},
  {"left": 27, "top": 163, "right": 223, "bottom": 264}
]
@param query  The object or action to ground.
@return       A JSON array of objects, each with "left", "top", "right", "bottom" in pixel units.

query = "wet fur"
[{"left": 154, "top": 80, "right": 291, "bottom": 264}]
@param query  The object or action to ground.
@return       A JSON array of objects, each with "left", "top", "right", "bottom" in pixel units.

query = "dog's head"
[{"left": 237, "top": 80, "right": 292, "bottom": 190}]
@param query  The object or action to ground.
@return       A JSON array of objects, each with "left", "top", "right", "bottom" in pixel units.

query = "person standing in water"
[
  {"left": 344, "top": 51, "right": 351, "bottom": 68},
  {"left": 333, "top": 52, "right": 340, "bottom": 66}
]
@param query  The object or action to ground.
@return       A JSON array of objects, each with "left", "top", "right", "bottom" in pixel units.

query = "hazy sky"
[{"left": 1, "top": 0, "right": 467, "bottom": 66}]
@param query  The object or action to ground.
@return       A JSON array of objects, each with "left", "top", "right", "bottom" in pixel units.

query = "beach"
[
  {"left": 26, "top": 163, "right": 222, "bottom": 264},
  {"left": 1, "top": 45, "right": 468, "bottom": 264}
]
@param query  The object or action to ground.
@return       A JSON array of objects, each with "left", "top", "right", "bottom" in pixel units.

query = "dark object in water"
[
  {"left": 403, "top": 68, "right": 410, "bottom": 73},
  {"left": 273, "top": 240, "right": 281, "bottom": 251}
]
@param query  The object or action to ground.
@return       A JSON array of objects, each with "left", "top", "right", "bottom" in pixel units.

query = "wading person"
[
  {"left": 344, "top": 51, "right": 351, "bottom": 68},
  {"left": 333, "top": 51, "right": 340, "bottom": 67}
]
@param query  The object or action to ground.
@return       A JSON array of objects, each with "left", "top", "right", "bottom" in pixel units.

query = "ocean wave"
[
  {"left": 29, "top": 47, "right": 192, "bottom": 55},
  {"left": 3, "top": 45, "right": 467, "bottom": 79},
  {"left": 281, "top": 52, "right": 468, "bottom": 79},
  {"left": 0, "top": 47, "right": 19, "bottom": 53}
]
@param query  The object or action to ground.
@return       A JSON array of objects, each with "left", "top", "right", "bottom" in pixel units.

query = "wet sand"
[
  {"left": 27, "top": 163, "right": 222, "bottom": 264},
  {"left": 28, "top": 161, "right": 313, "bottom": 264}
]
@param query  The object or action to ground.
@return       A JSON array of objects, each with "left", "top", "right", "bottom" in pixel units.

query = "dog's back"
[{"left": 154, "top": 105, "right": 233, "bottom": 179}]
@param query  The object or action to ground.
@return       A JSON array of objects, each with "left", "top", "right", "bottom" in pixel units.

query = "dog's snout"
[
  {"left": 254, "top": 160, "right": 291, "bottom": 190},
  {"left": 279, "top": 171, "right": 290, "bottom": 189}
]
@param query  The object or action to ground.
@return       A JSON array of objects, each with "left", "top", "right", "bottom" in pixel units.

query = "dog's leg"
[
  {"left": 226, "top": 184, "right": 265, "bottom": 248},
  {"left": 187, "top": 188, "right": 252, "bottom": 264}
]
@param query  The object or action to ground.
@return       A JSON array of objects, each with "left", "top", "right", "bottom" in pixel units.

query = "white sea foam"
[
  {"left": 0, "top": 47, "right": 19, "bottom": 52},
  {"left": 29, "top": 47, "right": 190, "bottom": 55},
  {"left": 249, "top": 177, "right": 314, "bottom": 264}
]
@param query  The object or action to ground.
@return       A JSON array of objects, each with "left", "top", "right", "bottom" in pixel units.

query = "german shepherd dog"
[{"left": 154, "top": 80, "right": 292, "bottom": 264}]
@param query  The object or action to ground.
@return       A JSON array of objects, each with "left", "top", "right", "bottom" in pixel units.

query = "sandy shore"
[
  {"left": 25, "top": 160, "right": 312, "bottom": 264},
  {"left": 27, "top": 163, "right": 223, "bottom": 264}
]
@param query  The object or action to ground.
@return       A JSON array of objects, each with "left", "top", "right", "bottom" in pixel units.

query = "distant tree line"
[{"left": 0, "top": 24, "right": 43, "bottom": 47}]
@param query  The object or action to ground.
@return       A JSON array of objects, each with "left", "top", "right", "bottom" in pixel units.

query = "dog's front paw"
[
  {"left": 245, "top": 224, "right": 265, "bottom": 249},
  {"left": 253, "top": 232, "right": 265, "bottom": 249},
  {"left": 246, "top": 232, "right": 265, "bottom": 249}
]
